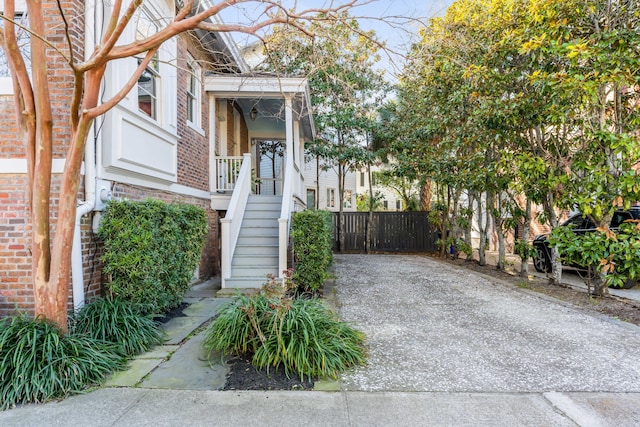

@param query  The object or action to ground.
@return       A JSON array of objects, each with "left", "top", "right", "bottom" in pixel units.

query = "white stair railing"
[
  {"left": 220, "top": 153, "right": 252, "bottom": 287},
  {"left": 214, "top": 156, "right": 244, "bottom": 192},
  {"left": 278, "top": 162, "right": 295, "bottom": 280}
]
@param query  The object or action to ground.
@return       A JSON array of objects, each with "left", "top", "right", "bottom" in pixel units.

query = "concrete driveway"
[{"left": 333, "top": 254, "right": 640, "bottom": 393}]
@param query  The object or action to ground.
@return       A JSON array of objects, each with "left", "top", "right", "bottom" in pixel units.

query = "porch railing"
[
  {"left": 220, "top": 153, "right": 252, "bottom": 287},
  {"left": 214, "top": 156, "right": 244, "bottom": 192}
]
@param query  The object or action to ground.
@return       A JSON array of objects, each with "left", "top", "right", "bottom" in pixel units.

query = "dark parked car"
[{"left": 532, "top": 207, "right": 640, "bottom": 288}]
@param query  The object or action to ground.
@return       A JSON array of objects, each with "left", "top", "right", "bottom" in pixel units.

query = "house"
[
  {"left": 355, "top": 165, "right": 414, "bottom": 212},
  {"left": 303, "top": 156, "right": 357, "bottom": 212},
  {"left": 0, "top": 0, "right": 316, "bottom": 317}
]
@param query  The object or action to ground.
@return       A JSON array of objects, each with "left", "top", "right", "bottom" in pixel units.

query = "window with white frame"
[
  {"left": 359, "top": 172, "right": 365, "bottom": 187},
  {"left": 343, "top": 190, "right": 352, "bottom": 209},
  {"left": 186, "top": 55, "right": 201, "bottom": 127},
  {"left": 327, "top": 188, "right": 336, "bottom": 208},
  {"left": 0, "top": 10, "right": 30, "bottom": 95},
  {"left": 136, "top": 8, "right": 160, "bottom": 120}
]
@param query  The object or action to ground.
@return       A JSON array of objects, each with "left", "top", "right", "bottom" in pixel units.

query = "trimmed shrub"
[
  {"left": 98, "top": 199, "right": 208, "bottom": 314},
  {"left": 203, "top": 278, "right": 366, "bottom": 381},
  {"left": 291, "top": 210, "right": 333, "bottom": 293},
  {"left": 70, "top": 297, "right": 165, "bottom": 357},
  {"left": 0, "top": 315, "right": 124, "bottom": 410}
]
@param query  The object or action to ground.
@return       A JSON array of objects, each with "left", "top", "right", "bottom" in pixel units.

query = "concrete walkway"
[{"left": 2, "top": 255, "right": 640, "bottom": 426}]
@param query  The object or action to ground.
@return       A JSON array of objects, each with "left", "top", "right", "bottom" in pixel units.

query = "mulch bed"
[{"left": 223, "top": 354, "right": 314, "bottom": 391}]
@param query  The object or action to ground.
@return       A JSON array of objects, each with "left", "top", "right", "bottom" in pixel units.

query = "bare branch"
[{"left": 85, "top": 47, "right": 159, "bottom": 119}]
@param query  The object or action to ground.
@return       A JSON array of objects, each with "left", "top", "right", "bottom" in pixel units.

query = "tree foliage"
[{"left": 387, "top": 0, "right": 640, "bottom": 293}]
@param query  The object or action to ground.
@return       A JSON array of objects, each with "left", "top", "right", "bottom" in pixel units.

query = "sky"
[
  {"left": 345, "top": 0, "right": 454, "bottom": 77},
  {"left": 220, "top": 0, "right": 454, "bottom": 78}
]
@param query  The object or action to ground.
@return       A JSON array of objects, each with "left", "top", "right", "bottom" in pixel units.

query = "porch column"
[
  {"left": 209, "top": 95, "right": 217, "bottom": 192},
  {"left": 285, "top": 96, "right": 294, "bottom": 175}
]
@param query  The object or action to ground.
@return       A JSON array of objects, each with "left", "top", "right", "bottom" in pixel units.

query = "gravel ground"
[{"left": 333, "top": 254, "right": 640, "bottom": 393}]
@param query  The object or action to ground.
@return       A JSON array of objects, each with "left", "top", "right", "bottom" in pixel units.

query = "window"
[
  {"left": 359, "top": 172, "right": 365, "bottom": 187},
  {"left": 0, "top": 12, "right": 31, "bottom": 94},
  {"left": 327, "top": 188, "right": 335, "bottom": 208},
  {"left": 383, "top": 200, "right": 388, "bottom": 210},
  {"left": 306, "top": 188, "right": 316, "bottom": 209},
  {"left": 186, "top": 55, "right": 201, "bottom": 127},
  {"left": 343, "top": 190, "right": 352, "bottom": 209},
  {"left": 136, "top": 9, "right": 160, "bottom": 120},
  {"left": 396, "top": 200, "right": 402, "bottom": 210}
]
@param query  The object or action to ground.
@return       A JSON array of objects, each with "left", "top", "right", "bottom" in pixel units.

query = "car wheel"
[{"left": 533, "top": 247, "right": 550, "bottom": 273}]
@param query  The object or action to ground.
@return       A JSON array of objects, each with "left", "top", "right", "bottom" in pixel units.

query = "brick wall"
[
  {"left": 0, "top": 175, "right": 32, "bottom": 316},
  {"left": 176, "top": 35, "right": 210, "bottom": 191}
]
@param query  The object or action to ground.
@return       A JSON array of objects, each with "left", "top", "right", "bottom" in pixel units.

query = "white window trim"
[
  {"left": 327, "top": 187, "right": 336, "bottom": 208},
  {"left": 186, "top": 54, "right": 202, "bottom": 131},
  {"left": 0, "top": 7, "right": 29, "bottom": 95}
]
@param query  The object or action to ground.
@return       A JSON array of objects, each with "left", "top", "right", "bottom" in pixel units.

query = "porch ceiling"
[{"left": 205, "top": 75, "right": 315, "bottom": 140}]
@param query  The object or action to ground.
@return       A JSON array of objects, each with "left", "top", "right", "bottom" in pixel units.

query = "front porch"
[{"left": 205, "top": 75, "right": 315, "bottom": 289}]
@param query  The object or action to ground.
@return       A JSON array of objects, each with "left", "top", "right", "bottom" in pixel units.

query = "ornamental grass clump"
[
  {"left": 203, "top": 276, "right": 366, "bottom": 381},
  {"left": 0, "top": 315, "right": 125, "bottom": 410},
  {"left": 70, "top": 297, "right": 165, "bottom": 357}
]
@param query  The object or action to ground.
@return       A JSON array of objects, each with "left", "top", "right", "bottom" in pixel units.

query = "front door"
[{"left": 256, "top": 139, "right": 284, "bottom": 195}]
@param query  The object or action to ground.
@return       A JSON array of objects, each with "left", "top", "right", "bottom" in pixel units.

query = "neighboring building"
[
  {"left": 0, "top": 1, "right": 315, "bottom": 316},
  {"left": 303, "top": 157, "right": 357, "bottom": 212},
  {"left": 356, "top": 166, "right": 409, "bottom": 212}
]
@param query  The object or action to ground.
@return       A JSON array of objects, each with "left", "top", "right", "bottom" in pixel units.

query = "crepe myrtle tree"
[{"left": 0, "top": 0, "right": 360, "bottom": 331}]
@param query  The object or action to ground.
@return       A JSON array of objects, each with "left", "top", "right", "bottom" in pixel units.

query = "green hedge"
[
  {"left": 291, "top": 210, "right": 333, "bottom": 292},
  {"left": 98, "top": 199, "right": 208, "bottom": 314}
]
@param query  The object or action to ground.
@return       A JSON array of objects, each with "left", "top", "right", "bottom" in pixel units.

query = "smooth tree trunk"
[
  {"left": 542, "top": 195, "right": 563, "bottom": 285},
  {"left": 366, "top": 161, "right": 373, "bottom": 253},
  {"left": 477, "top": 193, "right": 488, "bottom": 266},
  {"left": 464, "top": 192, "right": 473, "bottom": 251},
  {"left": 519, "top": 198, "right": 531, "bottom": 277},
  {"left": 495, "top": 193, "right": 505, "bottom": 271}
]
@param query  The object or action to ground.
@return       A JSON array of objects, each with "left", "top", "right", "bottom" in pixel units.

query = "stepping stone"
[
  {"left": 140, "top": 331, "right": 228, "bottom": 390},
  {"left": 106, "top": 358, "right": 164, "bottom": 388},
  {"left": 182, "top": 298, "right": 231, "bottom": 318},
  {"left": 162, "top": 317, "right": 210, "bottom": 345}
]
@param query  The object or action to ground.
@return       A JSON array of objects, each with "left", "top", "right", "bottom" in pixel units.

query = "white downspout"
[
  {"left": 71, "top": 0, "right": 99, "bottom": 310},
  {"left": 72, "top": 140, "right": 96, "bottom": 310}
]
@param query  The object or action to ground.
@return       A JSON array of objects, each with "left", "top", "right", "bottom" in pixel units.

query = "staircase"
[{"left": 224, "top": 195, "right": 281, "bottom": 288}]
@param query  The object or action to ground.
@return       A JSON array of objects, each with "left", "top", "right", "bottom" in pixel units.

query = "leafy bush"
[
  {"left": 98, "top": 199, "right": 208, "bottom": 314},
  {"left": 291, "top": 210, "right": 333, "bottom": 293},
  {"left": 0, "top": 315, "right": 124, "bottom": 410},
  {"left": 550, "top": 220, "right": 640, "bottom": 288},
  {"left": 70, "top": 297, "right": 165, "bottom": 357},
  {"left": 203, "top": 278, "right": 366, "bottom": 381}
]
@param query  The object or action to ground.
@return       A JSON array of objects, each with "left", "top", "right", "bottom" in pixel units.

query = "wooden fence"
[{"left": 332, "top": 212, "right": 439, "bottom": 253}]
